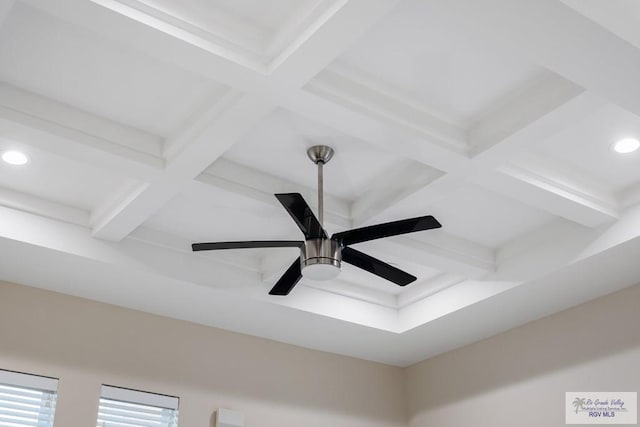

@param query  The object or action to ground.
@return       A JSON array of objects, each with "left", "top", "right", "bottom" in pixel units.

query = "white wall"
[
  {"left": 405, "top": 283, "right": 640, "bottom": 427},
  {"left": 0, "top": 281, "right": 407, "bottom": 427}
]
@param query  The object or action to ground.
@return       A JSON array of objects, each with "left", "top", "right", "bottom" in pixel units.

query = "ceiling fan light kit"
[
  {"left": 301, "top": 238, "right": 341, "bottom": 280},
  {"left": 192, "top": 145, "right": 442, "bottom": 296}
]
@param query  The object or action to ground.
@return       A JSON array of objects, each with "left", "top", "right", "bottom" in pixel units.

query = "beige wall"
[
  {"left": 3, "top": 279, "right": 640, "bottom": 427},
  {"left": 406, "top": 283, "right": 640, "bottom": 427},
  {"left": 0, "top": 281, "right": 407, "bottom": 427}
]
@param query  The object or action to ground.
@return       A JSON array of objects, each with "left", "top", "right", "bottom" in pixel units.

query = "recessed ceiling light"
[
  {"left": 613, "top": 138, "right": 640, "bottom": 154},
  {"left": 1, "top": 150, "right": 29, "bottom": 165}
]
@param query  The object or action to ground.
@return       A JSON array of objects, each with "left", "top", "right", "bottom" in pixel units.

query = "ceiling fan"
[{"left": 192, "top": 145, "right": 442, "bottom": 296}]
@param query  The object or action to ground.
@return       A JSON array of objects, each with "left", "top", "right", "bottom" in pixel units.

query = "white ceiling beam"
[
  {"left": 0, "top": 112, "right": 158, "bottom": 177},
  {"left": 0, "top": 203, "right": 137, "bottom": 264},
  {"left": 91, "top": 92, "right": 276, "bottom": 241},
  {"left": 306, "top": 66, "right": 468, "bottom": 153},
  {"left": 432, "top": 0, "right": 640, "bottom": 117},
  {"left": 26, "top": 0, "right": 266, "bottom": 73},
  {"left": 22, "top": 0, "right": 270, "bottom": 91},
  {"left": 162, "top": 93, "right": 275, "bottom": 178},
  {"left": 197, "top": 158, "right": 352, "bottom": 229},
  {"left": 468, "top": 73, "right": 586, "bottom": 162},
  {"left": 0, "top": 84, "right": 162, "bottom": 158},
  {"left": 268, "top": 0, "right": 400, "bottom": 83},
  {"left": 0, "top": 186, "right": 89, "bottom": 227},
  {"left": 89, "top": 0, "right": 270, "bottom": 71},
  {"left": 482, "top": 166, "right": 617, "bottom": 228},
  {"left": 0, "top": 83, "right": 163, "bottom": 179},
  {"left": 265, "top": 1, "right": 344, "bottom": 59},
  {"left": 350, "top": 160, "right": 443, "bottom": 226},
  {"left": 89, "top": 176, "right": 187, "bottom": 240}
]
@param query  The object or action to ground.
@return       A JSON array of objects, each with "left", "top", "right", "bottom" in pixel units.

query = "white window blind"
[
  {"left": 0, "top": 369, "right": 58, "bottom": 427},
  {"left": 97, "top": 385, "right": 179, "bottom": 427}
]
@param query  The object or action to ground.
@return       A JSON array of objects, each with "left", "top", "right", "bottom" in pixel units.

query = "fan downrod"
[{"left": 306, "top": 145, "right": 334, "bottom": 230}]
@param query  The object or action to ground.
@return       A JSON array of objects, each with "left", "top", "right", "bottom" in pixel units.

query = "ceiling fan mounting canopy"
[
  {"left": 192, "top": 145, "right": 442, "bottom": 296},
  {"left": 307, "top": 144, "right": 334, "bottom": 164}
]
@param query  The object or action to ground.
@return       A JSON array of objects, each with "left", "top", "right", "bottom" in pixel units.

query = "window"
[
  {"left": 97, "top": 385, "right": 179, "bottom": 427},
  {"left": 0, "top": 369, "right": 58, "bottom": 427}
]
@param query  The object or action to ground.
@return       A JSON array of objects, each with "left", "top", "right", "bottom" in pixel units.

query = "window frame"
[
  {"left": 0, "top": 369, "right": 59, "bottom": 427},
  {"left": 97, "top": 384, "right": 179, "bottom": 427}
]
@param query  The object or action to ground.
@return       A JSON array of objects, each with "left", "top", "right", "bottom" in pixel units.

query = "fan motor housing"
[{"left": 300, "top": 239, "right": 342, "bottom": 280}]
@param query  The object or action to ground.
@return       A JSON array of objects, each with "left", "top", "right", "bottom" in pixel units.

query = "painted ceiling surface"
[{"left": 1, "top": 0, "right": 639, "bottom": 366}]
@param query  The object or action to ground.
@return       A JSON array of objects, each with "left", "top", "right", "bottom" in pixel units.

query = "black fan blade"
[
  {"left": 333, "top": 215, "right": 441, "bottom": 246},
  {"left": 342, "top": 247, "right": 416, "bottom": 286},
  {"left": 192, "top": 241, "right": 303, "bottom": 251},
  {"left": 269, "top": 258, "right": 303, "bottom": 296},
  {"left": 275, "top": 193, "right": 327, "bottom": 239}
]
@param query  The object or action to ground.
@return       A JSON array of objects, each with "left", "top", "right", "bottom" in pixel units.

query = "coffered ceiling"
[{"left": 1, "top": 0, "right": 640, "bottom": 366}]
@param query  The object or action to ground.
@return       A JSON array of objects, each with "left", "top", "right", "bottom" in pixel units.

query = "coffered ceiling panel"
[
  {"left": 0, "top": 2, "right": 226, "bottom": 137},
  {"left": 219, "top": 108, "right": 438, "bottom": 201},
  {"left": 531, "top": 103, "right": 640, "bottom": 194},
  {"left": 375, "top": 183, "right": 554, "bottom": 248},
  {"left": 144, "top": 182, "right": 302, "bottom": 243},
  {"left": 0, "top": 138, "right": 135, "bottom": 213},
  {"left": 332, "top": 0, "right": 544, "bottom": 126}
]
